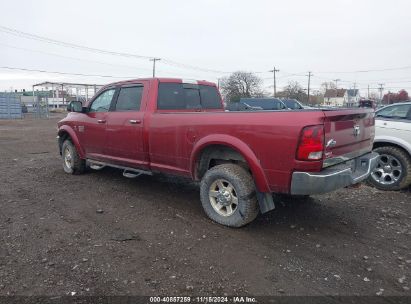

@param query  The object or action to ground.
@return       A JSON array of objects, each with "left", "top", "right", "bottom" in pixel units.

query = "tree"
[
  {"left": 220, "top": 71, "right": 264, "bottom": 102},
  {"left": 309, "top": 90, "right": 324, "bottom": 105},
  {"left": 320, "top": 81, "right": 336, "bottom": 94},
  {"left": 383, "top": 89, "right": 409, "bottom": 104},
  {"left": 276, "top": 81, "right": 307, "bottom": 101}
]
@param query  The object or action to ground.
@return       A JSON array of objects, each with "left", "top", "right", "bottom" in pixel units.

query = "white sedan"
[{"left": 368, "top": 102, "right": 411, "bottom": 190}]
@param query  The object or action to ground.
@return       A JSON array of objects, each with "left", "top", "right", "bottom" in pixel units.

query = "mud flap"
[{"left": 256, "top": 192, "right": 275, "bottom": 214}]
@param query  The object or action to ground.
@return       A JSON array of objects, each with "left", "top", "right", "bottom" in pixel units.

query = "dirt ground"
[{"left": 0, "top": 114, "right": 410, "bottom": 297}]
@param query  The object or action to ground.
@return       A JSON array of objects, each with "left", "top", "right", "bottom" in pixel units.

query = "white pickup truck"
[{"left": 368, "top": 102, "right": 411, "bottom": 190}]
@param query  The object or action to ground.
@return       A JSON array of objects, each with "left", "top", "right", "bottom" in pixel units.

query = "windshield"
[
  {"left": 240, "top": 98, "right": 286, "bottom": 110},
  {"left": 376, "top": 104, "right": 411, "bottom": 119},
  {"left": 283, "top": 99, "right": 303, "bottom": 109}
]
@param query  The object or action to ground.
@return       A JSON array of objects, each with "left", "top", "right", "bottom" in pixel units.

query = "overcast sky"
[{"left": 1, "top": 0, "right": 411, "bottom": 97}]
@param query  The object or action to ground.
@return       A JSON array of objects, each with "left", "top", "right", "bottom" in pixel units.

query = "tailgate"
[{"left": 322, "top": 109, "right": 375, "bottom": 167}]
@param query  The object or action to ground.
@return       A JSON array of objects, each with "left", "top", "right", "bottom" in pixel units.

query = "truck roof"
[{"left": 102, "top": 77, "right": 217, "bottom": 89}]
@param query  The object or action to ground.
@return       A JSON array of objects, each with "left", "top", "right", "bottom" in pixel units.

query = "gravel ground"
[{"left": 0, "top": 114, "right": 410, "bottom": 297}]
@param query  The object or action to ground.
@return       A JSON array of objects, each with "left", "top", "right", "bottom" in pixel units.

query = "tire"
[
  {"left": 367, "top": 146, "right": 411, "bottom": 191},
  {"left": 200, "top": 164, "right": 259, "bottom": 227},
  {"left": 61, "top": 139, "right": 86, "bottom": 175}
]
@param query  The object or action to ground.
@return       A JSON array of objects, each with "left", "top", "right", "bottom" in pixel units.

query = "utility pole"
[
  {"left": 367, "top": 85, "right": 370, "bottom": 99},
  {"left": 269, "top": 66, "right": 280, "bottom": 97},
  {"left": 333, "top": 78, "right": 341, "bottom": 90},
  {"left": 378, "top": 83, "right": 384, "bottom": 104},
  {"left": 333, "top": 78, "right": 341, "bottom": 104},
  {"left": 307, "top": 71, "right": 313, "bottom": 103},
  {"left": 352, "top": 82, "right": 357, "bottom": 106},
  {"left": 61, "top": 84, "right": 64, "bottom": 105},
  {"left": 149, "top": 58, "right": 161, "bottom": 77}
]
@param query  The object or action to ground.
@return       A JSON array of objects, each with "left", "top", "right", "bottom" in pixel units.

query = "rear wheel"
[
  {"left": 368, "top": 146, "right": 411, "bottom": 191},
  {"left": 200, "top": 164, "right": 259, "bottom": 227},
  {"left": 62, "top": 139, "right": 86, "bottom": 174}
]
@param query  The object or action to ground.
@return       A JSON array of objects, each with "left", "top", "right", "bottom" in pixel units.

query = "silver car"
[{"left": 368, "top": 101, "right": 411, "bottom": 190}]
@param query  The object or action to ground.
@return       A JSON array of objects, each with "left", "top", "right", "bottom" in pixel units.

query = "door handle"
[
  {"left": 97, "top": 119, "right": 106, "bottom": 124},
  {"left": 129, "top": 119, "right": 141, "bottom": 124}
]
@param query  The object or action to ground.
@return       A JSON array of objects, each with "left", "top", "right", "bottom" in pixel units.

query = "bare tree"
[
  {"left": 309, "top": 90, "right": 324, "bottom": 105},
  {"left": 320, "top": 81, "right": 336, "bottom": 94},
  {"left": 277, "top": 81, "right": 307, "bottom": 101},
  {"left": 220, "top": 71, "right": 264, "bottom": 102}
]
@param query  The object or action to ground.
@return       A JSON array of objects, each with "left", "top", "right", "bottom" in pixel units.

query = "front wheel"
[
  {"left": 62, "top": 139, "right": 86, "bottom": 174},
  {"left": 200, "top": 164, "right": 259, "bottom": 227},
  {"left": 368, "top": 146, "right": 411, "bottom": 191}
]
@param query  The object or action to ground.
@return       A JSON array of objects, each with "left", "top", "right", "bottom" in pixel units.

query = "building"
[
  {"left": 323, "top": 89, "right": 347, "bottom": 107},
  {"left": 323, "top": 88, "right": 360, "bottom": 107}
]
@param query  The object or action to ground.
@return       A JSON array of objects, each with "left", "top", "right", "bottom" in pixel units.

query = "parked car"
[
  {"left": 58, "top": 78, "right": 377, "bottom": 227},
  {"left": 225, "top": 101, "right": 262, "bottom": 111},
  {"left": 282, "top": 98, "right": 305, "bottom": 109},
  {"left": 368, "top": 102, "right": 411, "bottom": 190},
  {"left": 359, "top": 99, "right": 376, "bottom": 109},
  {"left": 238, "top": 98, "right": 287, "bottom": 110}
]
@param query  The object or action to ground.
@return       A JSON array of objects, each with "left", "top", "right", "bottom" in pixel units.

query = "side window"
[
  {"left": 115, "top": 86, "right": 143, "bottom": 111},
  {"left": 377, "top": 105, "right": 411, "bottom": 119},
  {"left": 184, "top": 88, "right": 201, "bottom": 108},
  {"left": 200, "top": 85, "right": 221, "bottom": 109},
  {"left": 89, "top": 89, "right": 116, "bottom": 113},
  {"left": 273, "top": 101, "right": 286, "bottom": 110},
  {"left": 157, "top": 83, "right": 201, "bottom": 109},
  {"left": 157, "top": 83, "right": 222, "bottom": 110},
  {"left": 158, "top": 83, "right": 185, "bottom": 109}
]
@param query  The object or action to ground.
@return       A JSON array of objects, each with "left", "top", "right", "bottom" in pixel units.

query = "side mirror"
[{"left": 67, "top": 101, "right": 83, "bottom": 112}]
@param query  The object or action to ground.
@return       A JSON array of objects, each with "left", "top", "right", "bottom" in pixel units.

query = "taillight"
[{"left": 296, "top": 125, "right": 324, "bottom": 161}]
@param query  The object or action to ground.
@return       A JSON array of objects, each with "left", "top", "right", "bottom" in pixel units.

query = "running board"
[
  {"left": 89, "top": 163, "right": 106, "bottom": 170},
  {"left": 87, "top": 159, "right": 152, "bottom": 178},
  {"left": 123, "top": 170, "right": 141, "bottom": 178}
]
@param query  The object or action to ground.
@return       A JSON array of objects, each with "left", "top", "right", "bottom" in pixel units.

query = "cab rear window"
[{"left": 157, "top": 83, "right": 221, "bottom": 110}]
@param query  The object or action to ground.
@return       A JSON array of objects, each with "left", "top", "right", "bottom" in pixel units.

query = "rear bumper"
[{"left": 290, "top": 152, "right": 379, "bottom": 195}]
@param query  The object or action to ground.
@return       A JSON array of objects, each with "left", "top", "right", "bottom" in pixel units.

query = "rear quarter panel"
[{"left": 148, "top": 110, "right": 325, "bottom": 193}]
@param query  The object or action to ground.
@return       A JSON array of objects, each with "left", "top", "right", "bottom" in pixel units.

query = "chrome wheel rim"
[
  {"left": 371, "top": 153, "right": 402, "bottom": 185},
  {"left": 63, "top": 146, "right": 73, "bottom": 169},
  {"left": 209, "top": 179, "right": 238, "bottom": 217}
]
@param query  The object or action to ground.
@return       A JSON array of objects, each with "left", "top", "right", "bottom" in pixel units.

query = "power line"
[
  {"left": 0, "top": 42, "right": 153, "bottom": 72},
  {"left": 2, "top": 25, "right": 411, "bottom": 87},
  {"left": 315, "top": 66, "right": 411, "bottom": 74},
  {"left": 0, "top": 42, "right": 225, "bottom": 80},
  {"left": 0, "top": 25, "right": 230, "bottom": 74},
  {"left": 0, "top": 66, "right": 134, "bottom": 78},
  {"left": 0, "top": 25, "right": 152, "bottom": 59}
]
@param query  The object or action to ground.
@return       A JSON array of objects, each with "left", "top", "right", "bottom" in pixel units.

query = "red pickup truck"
[{"left": 57, "top": 78, "right": 378, "bottom": 227}]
